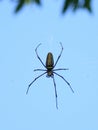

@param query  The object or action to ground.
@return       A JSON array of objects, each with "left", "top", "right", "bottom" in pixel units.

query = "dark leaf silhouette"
[
  {"left": 15, "top": 0, "right": 25, "bottom": 13},
  {"left": 15, "top": 0, "right": 41, "bottom": 13},
  {"left": 1, "top": 0, "right": 92, "bottom": 14},
  {"left": 83, "top": 0, "right": 92, "bottom": 12},
  {"left": 62, "top": 0, "right": 92, "bottom": 13}
]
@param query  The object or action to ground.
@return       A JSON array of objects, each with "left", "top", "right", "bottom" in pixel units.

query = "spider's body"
[
  {"left": 46, "top": 52, "right": 54, "bottom": 77},
  {"left": 26, "top": 43, "right": 74, "bottom": 109}
]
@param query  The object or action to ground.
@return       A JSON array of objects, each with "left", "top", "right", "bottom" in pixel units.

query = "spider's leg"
[
  {"left": 53, "top": 68, "right": 69, "bottom": 71},
  {"left": 34, "top": 69, "right": 46, "bottom": 71},
  {"left": 35, "top": 43, "right": 46, "bottom": 68},
  {"left": 52, "top": 75, "right": 58, "bottom": 109},
  {"left": 54, "top": 72, "right": 74, "bottom": 93},
  {"left": 26, "top": 72, "right": 47, "bottom": 94},
  {"left": 54, "top": 42, "right": 63, "bottom": 67}
]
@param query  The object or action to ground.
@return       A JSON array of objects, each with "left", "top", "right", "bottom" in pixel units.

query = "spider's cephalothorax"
[{"left": 26, "top": 43, "right": 74, "bottom": 109}]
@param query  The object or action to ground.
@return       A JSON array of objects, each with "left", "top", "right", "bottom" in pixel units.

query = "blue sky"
[{"left": 0, "top": 0, "right": 98, "bottom": 130}]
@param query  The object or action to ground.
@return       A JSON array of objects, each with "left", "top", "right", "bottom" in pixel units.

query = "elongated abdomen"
[{"left": 46, "top": 52, "right": 54, "bottom": 69}]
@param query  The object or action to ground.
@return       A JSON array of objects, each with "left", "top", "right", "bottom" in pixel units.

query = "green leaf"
[
  {"left": 62, "top": 0, "right": 92, "bottom": 14},
  {"left": 15, "top": 0, "right": 41, "bottom": 13},
  {"left": 83, "top": 0, "right": 92, "bottom": 12},
  {"left": 15, "top": 0, "right": 25, "bottom": 13},
  {"left": 62, "top": 0, "right": 72, "bottom": 13}
]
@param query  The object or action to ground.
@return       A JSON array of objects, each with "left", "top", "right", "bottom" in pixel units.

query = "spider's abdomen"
[{"left": 46, "top": 52, "right": 54, "bottom": 69}]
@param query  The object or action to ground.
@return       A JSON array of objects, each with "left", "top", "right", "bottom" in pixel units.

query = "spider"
[{"left": 26, "top": 43, "right": 74, "bottom": 109}]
